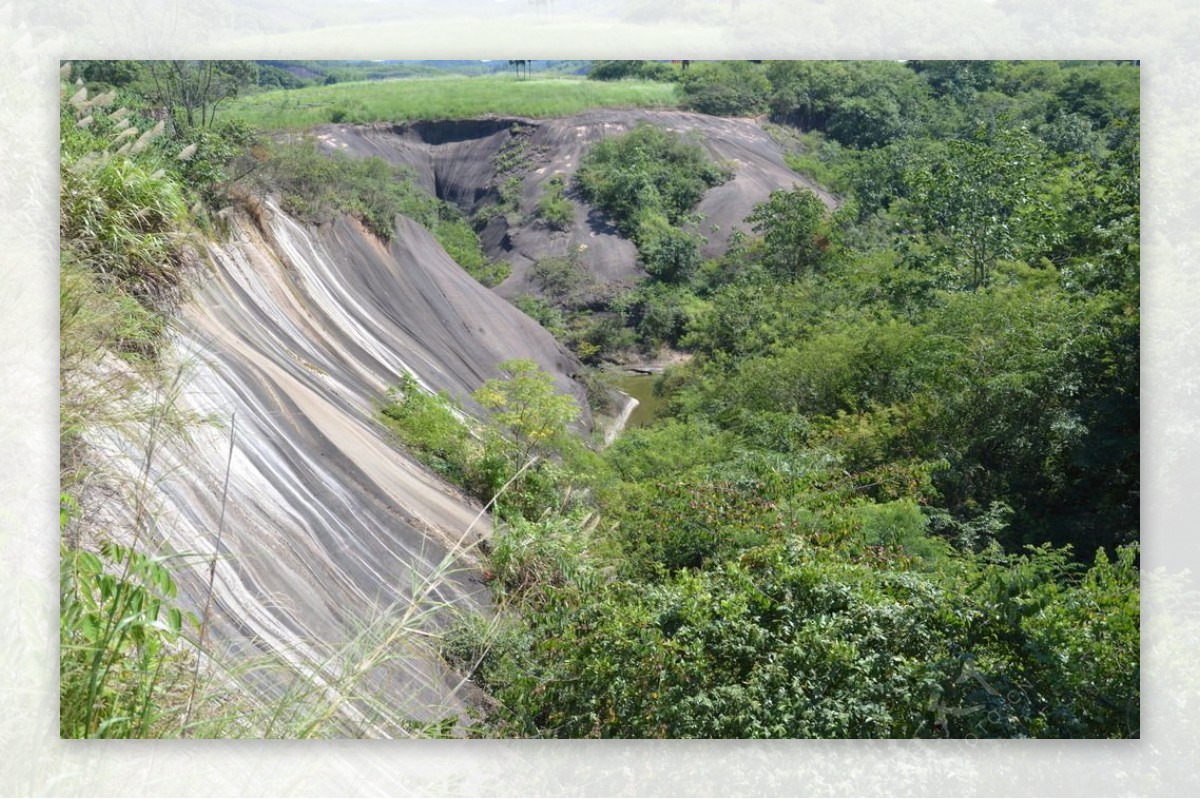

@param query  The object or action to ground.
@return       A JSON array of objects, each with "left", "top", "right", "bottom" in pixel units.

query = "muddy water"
[{"left": 614, "top": 373, "right": 667, "bottom": 429}]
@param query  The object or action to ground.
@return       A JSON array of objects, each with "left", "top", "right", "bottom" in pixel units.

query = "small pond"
[{"left": 613, "top": 373, "right": 667, "bottom": 429}]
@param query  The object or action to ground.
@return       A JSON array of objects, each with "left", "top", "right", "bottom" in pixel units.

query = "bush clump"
[
  {"left": 576, "top": 124, "right": 731, "bottom": 287},
  {"left": 678, "top": 60, "right": 772, "bottom": 117},
  {"left": 587, "top": 60, "right": 678, "bottom": 82},
  {"left": 536, "top": 174, "right": 573, "bottom": 231}
]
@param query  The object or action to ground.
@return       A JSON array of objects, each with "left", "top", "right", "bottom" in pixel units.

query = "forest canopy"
[{"left": 453, "top": 60, "right": 1140, "bottom": 739}]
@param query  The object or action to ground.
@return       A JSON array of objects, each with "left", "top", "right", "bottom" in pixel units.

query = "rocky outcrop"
[
  {"left": 98, "top": 108, "right": 824, "bottom": 733},
  {"left": 104, "top": 199, "right": 586, "bottom": 734},
  {"left": 315, "top": 109, "right": 835, "bottom": 300}
]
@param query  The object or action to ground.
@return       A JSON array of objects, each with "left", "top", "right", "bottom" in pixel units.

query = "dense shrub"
[
  {"left": 678, "top": 61, "right": 771, "bottom": 117},
  {"left": 587, "top": 60, "right": 678, "bottom": 82},
  {"left": 530, "top": 247, "right": 591, "bottom": 304},
  {"left": 536, "top": 174, "right": 573, "bottom": 231},
  {"left": 576, "top": 123, "right": 731, "bottom": 235},
  {"left": 451, "top": 61, "right": 1140, "bottom": 742}
]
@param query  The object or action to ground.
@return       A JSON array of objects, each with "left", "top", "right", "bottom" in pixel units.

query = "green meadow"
[{"left": 226, "top": 75, "right": 682, "bottom": 129}]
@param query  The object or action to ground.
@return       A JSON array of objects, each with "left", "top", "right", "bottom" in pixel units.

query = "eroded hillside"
[
  {"left": 60, "top": 60, "right": 1143, "bottom": 746},
  {"left": 315, "top": 109, "right": 836, "bottom": 299},
  {"left": 89, "top": 196, "right": 589, "bottom": 733},
  {"left": 73, "top": 107, "right": 832, "bottom": 734}
]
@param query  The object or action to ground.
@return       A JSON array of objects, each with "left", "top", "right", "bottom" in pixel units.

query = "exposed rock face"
[
  {"left": 315, "top": 109, "right": 835, "bottom": 299},
  {"left": 104, "top": 200, "right": 586, "bottom": 734}
]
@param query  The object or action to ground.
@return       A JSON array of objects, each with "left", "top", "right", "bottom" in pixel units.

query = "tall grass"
[
  {"left": 226, "top": 75, "right": 681, "bottom": 130},
  {"left": 172, "top": 535, "right": 490, "bottom": 739}
]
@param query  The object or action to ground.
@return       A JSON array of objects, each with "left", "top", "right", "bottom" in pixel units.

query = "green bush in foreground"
[
  {"left": 461, "top": 529, "right": 1139, "bottom": 738},
  {"left": 59, "top": 521, "right": 195, "bottom": 739}
]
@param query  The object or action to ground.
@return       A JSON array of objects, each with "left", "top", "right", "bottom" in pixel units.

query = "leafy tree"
[
  {"left": 766, "top": 60, "right": 931, "bottom": 148},
  {"left": 766, "top": 60, "right": 852, "bottom": 131},
  {"left": 638, "top": 221, "right": 703, "bottom": 285},
  {"left": 1050, "top": 65, "right": 1139, "bottom": 130},
  {"left": 632, "top": 284, "right": 695, "bottom": 345},
  {"left": 256, "top": 63, "right": 310, "bottom": 90},
  {"left": 907, "top": 60, "right": 999, "bottom": 103},
  {"left": 901, "top": 126, "right": 1049, "bottom": 289},
  {"left": 746, "top": 187, "right": 832, "bottom": 279},
  {"left": 74, "top": 59, "right": 144, "bottom": 88},
  {"left": 678, "top": 60, "right": 772, "bottom": 117},
  {"left": 826, "top": 95, "right": 906, "bottom": 149},
  {"left": 473, "top": 360, "right": 580, "bottom": 466},
  {"left": 143, "top": 60, "right": 258, "bottom": 131},
  {"left": 587, "top": 60, "right": 676, "bottom": 82}
]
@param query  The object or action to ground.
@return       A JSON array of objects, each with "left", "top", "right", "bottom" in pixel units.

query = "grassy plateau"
[{"left": 226, "top": 75, "right": 682, "bottom": 130}]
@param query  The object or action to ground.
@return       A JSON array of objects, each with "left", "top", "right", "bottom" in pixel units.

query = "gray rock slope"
[
  {"left": 107, "top": 199, "right": 586, "bottom": 734},
  {"left": 315, "top": 109, "right": 836, "bottom": 299}
]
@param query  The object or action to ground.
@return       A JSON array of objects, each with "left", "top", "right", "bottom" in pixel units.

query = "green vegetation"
[
  {"left": 576, "top": 123, "right": 731, "bottom": 237},
  {"left": 60, "top": 536, "right": 194, "bottom": 738},
  {"left": 495, "top": 124, "right": 737, "bottom": 365},
  {"left": 536, "top": 174, "right": 573, "bottom": 231},
  {"left": 679, "top": 60, "right": 772, "bottom": 117},
  {"left": 250, "top": 139, "right": 506, "bottom": 284},
  {"left": 746, "top": 186, "right": 833, "bottom": 280},
  {"left": 438, "top": 61, "right": 1140, "bottom": 739},
  {"left": 775, "top": 128, "right": 854, "bottom": 194},
  {"left": 486, "top": 123, "right": 541, "bottom": 225},
  {"left": 225, "top": 76, "right": 680, "bottom": 131},
  {"left": 565, "top": 123, "right": 732, "bottom": 356},
  {"left": 60, "top": 68, "right": 229, "bottom": 737},
  {"left": 380, "top": 361, "right": 584, "bottom": 522},
  {"left": 254, "top": 60, "right": 592, "bottom": 88},
  {"left": 588, "top": 60, "right": 680, "bottom": 82}
]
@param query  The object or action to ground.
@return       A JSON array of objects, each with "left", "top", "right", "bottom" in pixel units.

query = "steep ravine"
[
  {"left": 91, "top": 110, "right": 824, "bottom": 734},
  {"left": 94, "top": 199, "right": 588, "bottom": 734}
]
